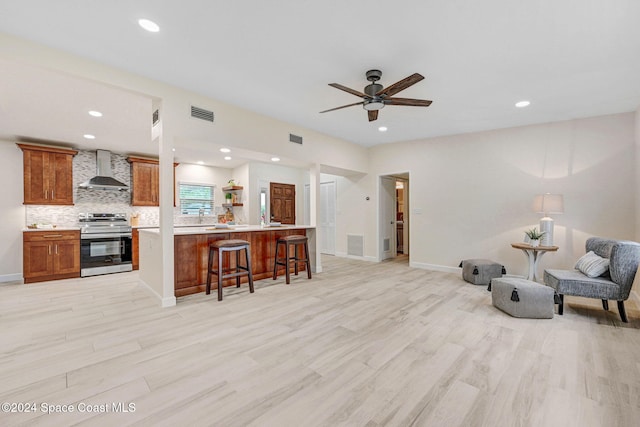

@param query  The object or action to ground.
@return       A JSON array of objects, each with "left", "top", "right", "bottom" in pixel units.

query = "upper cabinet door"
[
  {"left": 18, "top": 144, "right": 77, "bottom": 205},
  {"left": 128, "top": 157, "right": 159, "bottom": 206}
]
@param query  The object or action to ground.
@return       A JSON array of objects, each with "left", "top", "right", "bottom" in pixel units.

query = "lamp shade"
[{"left": 533, "top": 193, "right": 564, "bottom": 215}]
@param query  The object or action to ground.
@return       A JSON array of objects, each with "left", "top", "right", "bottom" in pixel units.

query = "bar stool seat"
[
  {"left": 273, "top": 235, "right": 312, "bottom": 284},
  {"left": 206, "top": 239, "right": 254, "bottom": 301}
]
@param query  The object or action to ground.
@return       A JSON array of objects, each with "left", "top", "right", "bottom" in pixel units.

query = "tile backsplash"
[{"left": 24, "top": 149, "right": 243, "bottom": 227}]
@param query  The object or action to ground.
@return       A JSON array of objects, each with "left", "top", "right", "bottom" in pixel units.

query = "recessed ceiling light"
[
  {"left": 515, "top": 100, "right": 531, "bottom": 108},
  {"left": 224, "top": 156, "right": 232, "bottom": 161},
  {"left": 378, "top": 126, "right": 388, "bottom": 132},
  {"left": 83, "top": 134, "right": 95, "bottom": 140},
  {"left": 197, "top": 161, "right": 204, "bottom": 165},
  {"left": 138, "top": 18, "right": 160, "bottom": 33},
  {"left": 172, "top": 148, "right": 176, "bottom": 152},
  {"left": 271, "top": 157, "right": 280, "bottom": 162},
  {"left": 88, "top": 110, "right": 102, "bottom": 117},
  {"left": 220, "top": 148, "right": 231, "bottom": 153}
]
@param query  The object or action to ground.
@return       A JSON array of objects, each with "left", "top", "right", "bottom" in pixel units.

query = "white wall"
[
  {"left": 0, "top": 142, "right": 25, "bottom": 281},
  {"left": 366, "top": 113, "right": 636, "bottom": 276}
]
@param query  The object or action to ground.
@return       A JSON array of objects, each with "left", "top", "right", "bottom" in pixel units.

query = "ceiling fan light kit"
[{"left": 321, "top": 69, "right": 432, "bottom": 122}]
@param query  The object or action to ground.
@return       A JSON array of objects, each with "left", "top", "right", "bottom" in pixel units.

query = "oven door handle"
[{"left": 81, "top": 233, "right": 132, "bottom": 239}]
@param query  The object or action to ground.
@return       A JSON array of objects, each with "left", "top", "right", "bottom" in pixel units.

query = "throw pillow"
[{"left": 575, "top": 251, "right": 610, "bottom": 278}]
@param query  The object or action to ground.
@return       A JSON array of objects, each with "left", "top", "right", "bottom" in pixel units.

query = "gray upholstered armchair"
[{"left": 544, "top": 237, "right": 640, "bottom": 322}]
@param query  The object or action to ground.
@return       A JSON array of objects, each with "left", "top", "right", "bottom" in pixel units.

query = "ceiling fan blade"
[
  {"left": 319, "top": 101, "right": 364, "bottom": 113},
  {"left": 329, "top": 83, "right": 370, "bottom": 98},
  {"left": 376, "top": 73, "right": 424, "bottom": 97},
  {"left": 368, "top": 110, "right": 378, "bottom": 122},
  {"left": 385, "top": 97, "right": 433, "bottom": 107}
]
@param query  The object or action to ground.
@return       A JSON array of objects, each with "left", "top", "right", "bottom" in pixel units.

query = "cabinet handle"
[
  {"left": 55, "top": 244, "right": 58, "bottom": 255},
  {"left": 44, "top": 189, "right": 48, "bottom": 199},
  {"left": 43, "top": 234, "right": 63, "bottom": 238},
  {"left": 48, "top": 244, "right": 51, "bottom": 255},
  {"left": 51, "top": 190, "right": 54, "bottom": 199}
]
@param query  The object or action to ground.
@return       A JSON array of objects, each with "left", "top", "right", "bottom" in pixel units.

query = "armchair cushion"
[
  {"left": 544, "top": 268, "right": 623, "bottom": 300},
  {"left": 574, "top": 251, "right": 609, "bottom": 278}
]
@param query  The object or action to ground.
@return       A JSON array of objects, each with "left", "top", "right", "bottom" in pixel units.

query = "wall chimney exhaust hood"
[{"left": 79, "top": 150, "right": 129, "bottom": 191}]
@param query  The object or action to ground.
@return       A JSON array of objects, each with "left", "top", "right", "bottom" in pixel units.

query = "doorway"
[
  {"left": 379, "top": 173, "right": 410, "bottom": 262},
  {"left": 270, "top": 182, "right": 296, "bottom": 224},
  {"left": 319, "top": 181, "right": 336, "bottom": 255}
]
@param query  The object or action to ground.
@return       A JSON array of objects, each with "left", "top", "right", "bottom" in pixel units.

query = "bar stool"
[
  {"left": 273, "top": 235, "right": 312, "bottom": 284},
  {"left": 206, "top": 239, "right": 254, "bottom": 301}
]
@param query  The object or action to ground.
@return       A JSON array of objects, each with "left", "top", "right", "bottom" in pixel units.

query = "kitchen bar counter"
[{"left": 139, "top": 225, "right": 315, "bottom": 298}]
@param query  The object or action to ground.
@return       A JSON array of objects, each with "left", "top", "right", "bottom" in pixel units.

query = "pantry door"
[{"left": 270, "top": 182, "right": 296, "bottom": 224}]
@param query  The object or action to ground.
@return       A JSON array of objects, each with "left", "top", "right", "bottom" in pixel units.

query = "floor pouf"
[
  {"left": 460, "top": 259, "right": 505, "bottom": 285},
  {"left": 491, "top": 277, "right": 554, "bottom": 319}
]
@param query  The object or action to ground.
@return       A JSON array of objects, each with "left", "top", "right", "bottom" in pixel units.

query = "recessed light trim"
[
  {"left": 271, "top": 157, "right": 280, "bottom": 162},
  {"left": 88, "top": 110, "right": 102, "bottom": 117},
  {"left": 197, "top": 161, "right": 204, "bottom": 165},
  {"left": 378, "top": 126, "right": 388, "bottom": 132},
  {"left": 220, "top": 148, "right": 231, "bottom": 153},
  {"left": 83, "top": 134, "right": 95, "bottom": 140},
  {"left": 138, "top": 18, "right": 160, "bottom": 33},
  {"left": 515, "top": 100, "right": 531, "bottom": 108},
  {"left": 224, "top": 156, "right": 232, "bottom": 161}
]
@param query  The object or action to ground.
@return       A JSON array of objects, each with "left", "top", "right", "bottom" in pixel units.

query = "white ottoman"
[{"left": 491, "top": 277, "right": 554, "bottom": 319}]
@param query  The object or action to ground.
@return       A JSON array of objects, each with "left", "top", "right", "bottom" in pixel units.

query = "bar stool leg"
[
  {"left": 246, "top": 246, "right": 254, "bottom": 293},
  {"left": 285, "top": 242, "right": 291, "bottom": 285},
  {"left": 218, "top": 247, "right": 224, "bottom": 301},
  {"left": 273, "top": 240, "right": 280, "bottom": 280},
  {"left": 294, "top": 244, "right": 299, "bottom": 276},
  {"left": 235, "top": 249, "right": 241, "bottom": 288},
  {"left": 305, "top": 240, "right": 312, "bottom": 279},
  {"left": 206, "top": 247, "right": 214, "bottom": 295}
]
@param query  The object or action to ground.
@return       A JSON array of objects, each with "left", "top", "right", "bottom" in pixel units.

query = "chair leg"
[
  {"left": 206, "top": 248, "right": 214, "bottom": 295},
  {"left": 305, "top": 240, "right": 312, "bottom": 279},
  {"left": 246, "top": 247, "right": 254, "bottom": 293},
  {"left": 617, "top": 301, "right": 628, "bottom": 323},
  {"left": 602, "top": 299, "right": 609, "bottom": 311},
  {"left": 285, "top": 243, "right": 291, "bottom": 285},
  {"left": 558, "top": 294, "right": 564, "bottom": 315},
  {"left": 217, "top": 249, "right": 224, "bottom": 301},
  {"left": 294, "top": 244, "right": 299, "bottom": 276},
  {"left": 272, "top": 241, "right": 280, "bottom": 280},
  {"left": 235, "top": 249, "right": 241, "bottom": 288}
]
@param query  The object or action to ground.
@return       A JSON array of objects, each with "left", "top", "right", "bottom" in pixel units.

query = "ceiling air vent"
[
  {"left": 191, "top": 105, "right": 214, "bottom": 122},
  {"left": 152, "top": 109, "right": 159, "bottom": 126},
  {"left": 289, "top": 133, "right": 303, "bottom": 144}
]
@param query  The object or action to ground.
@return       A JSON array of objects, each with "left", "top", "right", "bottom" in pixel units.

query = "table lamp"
[{"left": 533, "top": 193, "right": 564, "bottom": 246}]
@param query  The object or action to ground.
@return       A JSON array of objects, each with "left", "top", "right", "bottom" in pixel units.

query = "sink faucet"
[{"left": 198, "top": 208, "right": 204, "bottom": 224}]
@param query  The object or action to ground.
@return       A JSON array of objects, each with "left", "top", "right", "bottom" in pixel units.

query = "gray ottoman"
[
  {"left": 460, "top": 259, "right": 505, "bottom": 285},
  {"left": 491, "top": 277, "right": 554, "bottom": 319}
]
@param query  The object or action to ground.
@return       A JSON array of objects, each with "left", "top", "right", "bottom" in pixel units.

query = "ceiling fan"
[{"left": 320, "top": 69, "right": 432, "bottom": 122}]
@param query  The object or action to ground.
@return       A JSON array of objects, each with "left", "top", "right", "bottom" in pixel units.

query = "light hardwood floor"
[{"left": 1, "top": 255, "right": 639, "bottom": 427}]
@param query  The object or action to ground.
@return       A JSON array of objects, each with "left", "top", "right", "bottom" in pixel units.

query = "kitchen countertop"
[
  {"left": 140, "top": 224, "right": 314, "bottom": 235},
  {"left": 23, "top": 227, "right": 81, "bottom": 232}
]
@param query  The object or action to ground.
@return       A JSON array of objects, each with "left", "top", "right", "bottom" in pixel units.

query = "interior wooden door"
[{"left": 270, "top": 182, "right": 296, "bottom": 224}]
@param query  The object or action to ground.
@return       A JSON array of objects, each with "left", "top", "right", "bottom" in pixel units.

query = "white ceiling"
[{"left": 1, "top": 0, "right": 639, "bottom": 159}]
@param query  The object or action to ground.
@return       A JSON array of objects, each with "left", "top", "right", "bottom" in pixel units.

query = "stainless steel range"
[{"left": 79, "top": 213, "right": 133, "bottom": 277}]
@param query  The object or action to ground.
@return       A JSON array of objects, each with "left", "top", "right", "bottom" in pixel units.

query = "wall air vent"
[
  {"left": 152, "top": 109, "right": 159, "bottom": 126},
  {"left": 289, "top": 133, "right": 303, "bottom": 144},
  {"left": 191, "top": 106, "right": 214, "bottom": 123},
  {"left": 347, "top": 234, "right": 364, "bottom": 257}
]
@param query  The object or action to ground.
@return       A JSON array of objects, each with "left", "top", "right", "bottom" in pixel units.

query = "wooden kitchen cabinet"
[
  {"left": 127, "top": 157, "right": 178, "bottom": 207},
  {"left": 128, "top": 157, "right": 159, "bottom": 206},
  {"left": 17, "top": 143, "right": 78, "bottom": 205},
  {"left": 23, "top": 230, "right": 81, "bottom": 283},
  {"left": 132, "top": 228, "right": 139, "bottom": 270}
]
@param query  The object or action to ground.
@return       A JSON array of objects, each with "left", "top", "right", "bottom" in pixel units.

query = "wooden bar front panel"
[{"left": 174, "top": 229, "right": 306, "bottom": 297}]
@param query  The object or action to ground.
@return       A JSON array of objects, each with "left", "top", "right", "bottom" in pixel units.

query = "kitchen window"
[{"left": 179, "top": 183, "right": 215, "bottom": 215}]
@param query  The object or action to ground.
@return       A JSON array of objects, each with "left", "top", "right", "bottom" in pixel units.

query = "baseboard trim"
[
  {"left": 410, "top": 261, "right": 460, "bottom": 274},
  {"left": 0, "top": 273, "right": 23, "bottom": 283},
  {"left": 335, "top": 251, "right": 377, "bottom": 263},
  {"left": 138, "top": 278, "right": 176, "bottom": 308}
]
